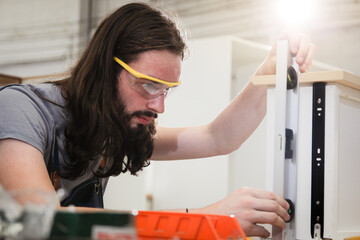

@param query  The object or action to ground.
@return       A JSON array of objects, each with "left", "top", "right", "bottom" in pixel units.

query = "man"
[{"left": 0, "top": 2, "right": 315, "bottom": 238}]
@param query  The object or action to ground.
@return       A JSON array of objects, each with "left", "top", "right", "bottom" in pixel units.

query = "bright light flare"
[{"left": 276, "top": 0, "right": 317, "bottom": 28}]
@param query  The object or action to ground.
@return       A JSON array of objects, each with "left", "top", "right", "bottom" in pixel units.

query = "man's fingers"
[
  {"left": 251, "top": 211, "right": 287, "bottom": 229},
  {"left": 277, "top": 29, "right": 300, "bottom": 54},
  {"left": 246, "top": 224, "right": 271, "bottom": 238},
  {"left": 220, "top": 187, "right": 294, "bottom": 237},
  {"left": 288, "top": 33, "right": 301, "bottom": 55},
  {"left": 277, "top": 30, "right": 315, "bottom": 72},
  {"left": 299, "top": 42, "right": 317, "bottom": 72},
  {"left": 252, "top": 198, "right": 290, "bottom": 222},
  {"left": 243, "top": 188, "right": 291, "bottom": 223},
  {"left": 248, "top": 188, "right": 290, "bottom": 210},
  {"left": 296, "top": 34, "right": 311, "bottom": 64}
]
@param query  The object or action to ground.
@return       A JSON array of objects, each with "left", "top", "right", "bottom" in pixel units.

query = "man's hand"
[
  {"left": 256, "top": 29, "right": 317, "bottom": 75},
  {"left": 201, "top": 187, "right": 290, "bottom": 238}
]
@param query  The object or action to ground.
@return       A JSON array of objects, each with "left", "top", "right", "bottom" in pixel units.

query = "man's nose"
[{"left": 147, "top": 95, "right": 165, "bottom": 114}]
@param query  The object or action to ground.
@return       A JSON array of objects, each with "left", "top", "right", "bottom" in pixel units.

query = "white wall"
[{"left": 228, "top": 39, "right": 270, "bottom": 193}]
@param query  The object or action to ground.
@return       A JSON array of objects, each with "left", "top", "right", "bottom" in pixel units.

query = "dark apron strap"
[{"left": 48, "top": 129, "right": 104, "bottom": 208}]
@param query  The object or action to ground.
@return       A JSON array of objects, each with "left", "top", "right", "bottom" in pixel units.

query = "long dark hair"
[{"left": 56, "top": 3, "right": 186, "bottom": 180}]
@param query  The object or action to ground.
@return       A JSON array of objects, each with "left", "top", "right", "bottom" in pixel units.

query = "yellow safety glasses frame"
[{"left": 113, "top": 56, "right": 181, "bottom": 87}]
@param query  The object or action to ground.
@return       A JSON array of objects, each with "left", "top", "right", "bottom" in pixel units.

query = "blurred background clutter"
[{"left": 0, "top": 0, "right": 359, "bottom": 77}]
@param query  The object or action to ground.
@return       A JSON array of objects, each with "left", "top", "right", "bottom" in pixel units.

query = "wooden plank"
[
  {"left": 21, "top": 73, "right": 67, "bottom": 84},
  {"left": 0, "top": 72, "right": 67, "bottom": 86},
  {"left": 0, "top": 73, "right": 22, "bottom": 86},
  {"left": 250, "top": 70, "right": 360, "bottom": 91}
]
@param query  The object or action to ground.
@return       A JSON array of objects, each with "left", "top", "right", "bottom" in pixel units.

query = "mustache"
[{"left": 131, "top": 110, "right": 158, "bottom": 119}]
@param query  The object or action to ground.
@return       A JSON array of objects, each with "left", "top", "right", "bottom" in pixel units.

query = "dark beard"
[
  {"left": 128, "top": 110, "right": 158, "bottom": 138},
  {"left": 103, "top": 99, "right": 157, "bottom": 176}
]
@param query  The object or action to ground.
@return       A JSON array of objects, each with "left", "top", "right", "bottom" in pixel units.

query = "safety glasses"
[{"left": 114, "top": 56, "right": 181, "bottom": 100}]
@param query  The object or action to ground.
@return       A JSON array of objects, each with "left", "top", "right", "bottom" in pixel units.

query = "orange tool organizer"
[{"left": 137, "top": 211, "right": 247, "bottom": 240}]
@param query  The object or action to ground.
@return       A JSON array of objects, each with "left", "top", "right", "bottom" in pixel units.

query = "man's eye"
[{"left": 142, "top": 83, "right": 160, "bottom": 94}]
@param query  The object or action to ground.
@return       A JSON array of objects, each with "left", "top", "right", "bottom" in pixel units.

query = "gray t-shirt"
[{"left": 0, "top": 83, "right": 107, "bottom": 199}]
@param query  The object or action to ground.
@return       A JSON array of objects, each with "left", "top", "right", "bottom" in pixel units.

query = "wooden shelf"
[
  {"left": 0, "top": 74, "right": 22, "bottom": 86},
  {"left": 250, "top": 70, "right": 360, "bottom": 91},
  {"left": 0, "top": 73, "right": 67, "bottom": 86}
]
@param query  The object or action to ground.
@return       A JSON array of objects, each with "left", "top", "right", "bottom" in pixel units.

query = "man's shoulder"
[{"left": 0, "top": 83, "right": 65, "bottom": 111}]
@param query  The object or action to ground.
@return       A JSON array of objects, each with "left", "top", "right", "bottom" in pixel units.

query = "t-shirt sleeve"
[{"left": 0, "top": 86, "right": 49, "bottom": 154}]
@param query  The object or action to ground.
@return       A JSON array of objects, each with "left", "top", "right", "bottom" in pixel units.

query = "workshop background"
[{"left": 0, "top": 0, "right": 359, "bottom": 216}]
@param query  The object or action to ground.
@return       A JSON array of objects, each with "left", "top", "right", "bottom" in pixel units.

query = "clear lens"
[
  {"left": 126, "top": 72, "right": 170, "bottom": 100},
  {"left": 141, "top": 83, "right": 167, "bottom": 95}
]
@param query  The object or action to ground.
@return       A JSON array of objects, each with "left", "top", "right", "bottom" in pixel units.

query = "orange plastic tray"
[{"left": 136, "top": 211, "right": 247, "bottom": 240}]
